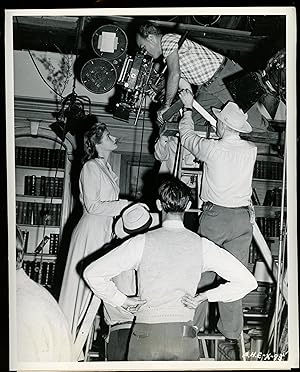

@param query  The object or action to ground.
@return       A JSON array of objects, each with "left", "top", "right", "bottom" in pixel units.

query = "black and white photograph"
[{"left": 5, "top": 6, "right": 298, "bottom": 371}]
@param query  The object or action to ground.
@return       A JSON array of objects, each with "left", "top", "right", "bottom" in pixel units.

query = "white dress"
[{"left": 59, "top": 157, "right": 128, "bottom": 339}]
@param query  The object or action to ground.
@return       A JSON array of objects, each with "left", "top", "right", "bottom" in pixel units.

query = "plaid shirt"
[{"left": 161, "top": 33, "right": 224, "bottom": 85}]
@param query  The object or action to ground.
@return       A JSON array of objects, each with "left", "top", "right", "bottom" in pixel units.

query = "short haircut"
[
  {"left": 158, "top": 177, "right": 191, "bottom": 213},
  {"left": 137, "top": 22, "right": 162, "bottom": 38}
]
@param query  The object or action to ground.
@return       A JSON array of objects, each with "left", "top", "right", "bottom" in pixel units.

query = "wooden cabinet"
[{"left": 15, "top": 121, "right": 75, "bottom": 291}]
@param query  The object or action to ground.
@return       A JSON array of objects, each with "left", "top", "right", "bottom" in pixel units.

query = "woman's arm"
[{"left": 80, "top": 161, "right": 128, "bottom": 216}]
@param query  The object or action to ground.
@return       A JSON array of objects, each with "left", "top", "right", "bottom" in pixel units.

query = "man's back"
[
  {"left": 136, "top": 222, "right": 203, "bottom": 323},
  {"left": 161, "top": 33, "right": 224, "bottom": 85},
  {"left": 201, "top": 137, "right": 257, "bottom": 207},
  {"left": 180, "top": 114, "right": 257, "bottom": 207}
]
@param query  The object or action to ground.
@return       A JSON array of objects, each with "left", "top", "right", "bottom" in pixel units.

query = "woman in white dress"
[{"left": 59, "top": 117, "right": 129, "bottom": 339}]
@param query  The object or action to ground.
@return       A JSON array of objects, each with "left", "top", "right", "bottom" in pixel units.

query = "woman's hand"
[
  {"left": 181, "top": 292, "right": 208, "bottom": 309},
  {"left": 179, "top": 89, "right": 194, "bottom": 109}
]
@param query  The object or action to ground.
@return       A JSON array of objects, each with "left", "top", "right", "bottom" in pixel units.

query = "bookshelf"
[
  {"left": 243, "top": 151, "right": 286, "bottom": 313},
  {"left": 252, "top": 154, "right": 285, "bottom": 259},
  {"left": 15, "top": 121, "right": 75, "bottom": 291}
]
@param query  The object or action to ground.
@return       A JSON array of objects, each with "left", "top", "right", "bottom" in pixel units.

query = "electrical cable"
[
  {"left": 133, "top": 97, "right": 147, "bottom": 200},
  {"left": 29, "top": 17, "right": 84, "bottom": 289},
  {"left": 27, "top": 49, "right": 64, "bottom": 99},
  {"left": 15, "top": 17, "right": 70, "bottom": 100},
  {"left": 192, "top": 15, "right": 221, "bottom": 27}
]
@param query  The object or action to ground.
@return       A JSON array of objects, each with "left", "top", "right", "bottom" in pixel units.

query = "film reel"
[
  {"left": 80, "top": 58, "right": 117, "bottom": 94},
  {"left": 91, "top": 24, "right": 128, "bottom": 60}
]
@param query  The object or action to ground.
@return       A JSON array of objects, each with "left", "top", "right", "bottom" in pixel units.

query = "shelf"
[
  {"left": 16, "top": 165, "right": 65, "bottom": 172},
  {"left": 18, "top": 224, "right": 60, "bottom": 228},
  {"left": 253, "top": 178, "right": 283, "bottom": 183},
  {"left": 254, "top": 205, "right": 285, "bottom": 210},
  {"left": 23, "top": 253, "right": 57, "bottom": 261},
  {"left": 16, "top": 194, "right": 63, "bottom": 202}
]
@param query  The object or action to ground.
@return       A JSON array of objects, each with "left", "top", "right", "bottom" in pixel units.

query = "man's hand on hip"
[
  {"left": 121, "top": 297, "right": 147, "bottom": 314},
  {"left": 181, "top": 292, "right": 208, "bottom": 309}
]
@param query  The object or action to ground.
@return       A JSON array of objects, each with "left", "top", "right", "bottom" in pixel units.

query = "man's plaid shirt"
[{"left": 161, "top": 33, "right": 224, "bottom": 86}]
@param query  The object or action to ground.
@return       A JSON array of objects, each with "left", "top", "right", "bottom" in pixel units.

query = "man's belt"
[
  {"left": 201, "top": 57, "right": 228, "bottom": 89},
  {"left": 203, "top": 201, "right": 249, "bottom": 211}
]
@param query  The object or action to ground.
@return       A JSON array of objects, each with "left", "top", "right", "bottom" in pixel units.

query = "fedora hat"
[
  {"left": 212, "top": 101, "right": 252, "bottom": 133},
  {"left": 114, "top": 203, "right": 154, "bottom": 239}
]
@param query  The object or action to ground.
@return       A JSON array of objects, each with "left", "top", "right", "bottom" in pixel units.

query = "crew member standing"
[{"left": 178, "top": 89, "right": 257, "bottom": 359}]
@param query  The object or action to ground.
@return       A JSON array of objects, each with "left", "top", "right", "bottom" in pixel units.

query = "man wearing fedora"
[
  {"left": 84, "top": 177, "right": 257, "bottom": 361},
  {"left": 178, "top": 89, "right": 257, "bottom": 359},
  {"left": 94, "top": 203, "right": 158, "bottom": 360}
]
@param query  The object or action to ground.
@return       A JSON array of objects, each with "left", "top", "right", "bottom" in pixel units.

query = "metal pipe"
[{"left": 273, "top": 141, "right": 287, "bottom": 353}]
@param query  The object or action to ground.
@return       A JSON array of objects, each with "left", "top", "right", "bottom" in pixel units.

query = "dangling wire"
[
  {"left": 133, "top": 96, "right": 147, "bottom": 200},
  {"left": 33, "top": 17, "right": 89, "bottom": 290},
  {"left": 71, "top": 17, "right": 82, "bottom": 95}
]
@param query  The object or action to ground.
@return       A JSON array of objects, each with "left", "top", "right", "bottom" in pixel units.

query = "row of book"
[
  {"left": 263, "top": 188, "right": 286, "bottom": 207},
  {"left": 15, "top": 146, "right": 66, "bottom": 169},
  {"left": 16, "top": 201, "right": 62, "bottom": 226},
  {"left": 21, "top": 230, "right": 60, "bottom": 254},
  {"left": 248, "top": 243, "right": 262, "bottom": 264},
  {"left": 24, "top": 175, "right": 64, "bottom": 197},
  {"left": 256, "top": 217, "right": 282, "bottom": 237},
  {"left": 253, "top": 160, "right": 283, "bottom": 180},
  {"left": 22, "top": 259, "right": 56, "bottom": 287},
  {"left": 249, "top": 240, "right": 279, "bottom": 265},
  {"left": 49, "top": 233, "right": 60, "bottom": 254}
]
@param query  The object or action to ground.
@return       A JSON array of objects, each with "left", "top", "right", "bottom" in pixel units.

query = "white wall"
[{"left": 13, "top": 50, "right": 116, "bottom": 104}]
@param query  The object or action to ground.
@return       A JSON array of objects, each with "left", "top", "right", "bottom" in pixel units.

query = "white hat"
[
  {"left": 114, "top": 203, "right": 153, "bottom": 239},
  {"left": 212, "top": 101, "right": 252, "bottom": 133}
]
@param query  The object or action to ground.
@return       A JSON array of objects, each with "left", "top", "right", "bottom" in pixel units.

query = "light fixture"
[{"left": 50, "top": 92, "right": 91, "bottom": 141}]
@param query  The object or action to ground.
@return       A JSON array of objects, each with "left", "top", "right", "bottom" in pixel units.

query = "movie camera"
[{"left": 80, "top": 24, "right": 164, "bottom": 122}]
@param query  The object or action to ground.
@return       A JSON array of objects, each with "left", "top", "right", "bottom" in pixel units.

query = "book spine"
[
  {"left": 49, "top": 177, "right": 55, "bottom": 197},
  {"left": 35, "top": 177, "right": 41, "bottom": 196},
  {"left": 41, "top": 262, "right": 48, "bottom": 285},
  {"left": 21, "top": 230, "right": 29, "bottom": 253}
]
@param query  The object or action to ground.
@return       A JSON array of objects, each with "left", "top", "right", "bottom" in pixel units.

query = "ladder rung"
[
  {"left": 181, "top": 169, "right": 202, "bottom": 174},
  {"left": 198, "top": 334, "right": 225, "bottom": 340}
]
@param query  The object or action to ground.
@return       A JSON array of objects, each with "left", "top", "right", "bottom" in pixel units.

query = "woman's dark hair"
[
  {"left": 137, "top": 22, "right": 161, "bottom": 38},
  {"left": 158, "top": 176, "right": 191, "bottom": 213},
  {"left": 81, "top": 115, "right": 107, "bottom": 164}
]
